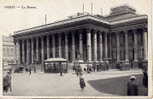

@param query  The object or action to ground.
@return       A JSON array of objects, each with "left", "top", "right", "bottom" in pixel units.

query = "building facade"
[
  {"left": 3, "top": 35, "right": 16, "bottom": 66},
  {"left": 13, "top": 6, "right": 148, "bottom": 69}
]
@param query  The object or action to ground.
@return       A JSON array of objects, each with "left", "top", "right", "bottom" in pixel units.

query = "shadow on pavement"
[{"left": 87, "top": 74, "right": 148, "bottom": 96}]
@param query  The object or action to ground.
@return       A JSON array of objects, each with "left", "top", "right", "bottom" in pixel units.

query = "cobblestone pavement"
[{"left": 4, "top": 69, "right": 142, "bottom": 96}]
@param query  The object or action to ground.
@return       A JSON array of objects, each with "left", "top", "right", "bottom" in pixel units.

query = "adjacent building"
[
  {"left": 13, "top": 5, "right": 148, "bottom": 70},
  {"left": 2, "top": 35, "right": 16, "bottom": 66}
]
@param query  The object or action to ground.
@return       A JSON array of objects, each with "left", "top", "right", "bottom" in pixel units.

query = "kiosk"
[{"left": 44, "top": 58, "right": 68, "bottom": 73}]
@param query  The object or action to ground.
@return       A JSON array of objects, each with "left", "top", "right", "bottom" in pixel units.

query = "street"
[{"left": 5, "top": 69, "right": 143, "bottom": 96}]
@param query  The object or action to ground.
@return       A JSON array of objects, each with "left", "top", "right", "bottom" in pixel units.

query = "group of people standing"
[
  {"left": 73, "top": 62, "right": 109, "bottom": 75},
  {"left": 73, "top": 62, "right": 109, "bottom": 91},
  {"left": 90, "top": 62, "right": 109, "bottom": 72}
]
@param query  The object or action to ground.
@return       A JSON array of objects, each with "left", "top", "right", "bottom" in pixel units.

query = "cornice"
[{"left": 13, "top": 14, "right": 147, "bottom": 38}]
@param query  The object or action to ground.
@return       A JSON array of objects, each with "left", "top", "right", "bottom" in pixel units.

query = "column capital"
[
  {"left": 104, "top": 31, "right": 108, "bottom": 35},
  {"left": 16, "top": 39, "right": 21, "bottom": 43},
  {"left": 142, "top": 27, "right": 148, "bottom": 33},
  {"left": 69, "top": 30, "right": 76, "bottom": 34},
  {"left": 92, "top": 29, "right": 98, "bottom": 33},
  {"left": 85, "top": 28, "right": 92, "bottom": 33},
  {"left": 123, "top": 30, "right": 129, "bottom": 34},
  {"left": 22, "top": 39, "right": 25, "bottom": 42},
  {"left": 78, "top": 29, "right": 84, "bottom": 33},
  {"left": 98, "top": 31, "right": 102, "bottom": 34},
  {"left": 132, "top": 28, "right": 138, "bottom": 33},
  {"left": 64, "top": 32, "right": 68, "bottom": 36},
  {"left": 41, "top": 36, "right": 44, "bottom": 39}
]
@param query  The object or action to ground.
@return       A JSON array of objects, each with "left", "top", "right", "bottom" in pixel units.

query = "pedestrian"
[
  {"left": 3, "top": 71, "right": 12, "bottom": 93},
  {"left": 84, "top": 68, "right": 86, "bottom": 72},
  {"left": 29, "top": 67, "right": 31, "bottom": 75},
  {"left": 92, "top": 62, "right": 96, "bottom": 72},
  {"left": 105, "top": 62, "right": 109, "bottom": 70},
  {"left": 59, "top": 63, "right": 63, "bottom": 76},
  {"left": 60, "top": 70, "right": 63, "bottom": 76},
  {"left": 3, "top": 73, "right": 9, "bottom": 93},
  {"left": 79, "top": 75, "right": 86, "bottom": 90},
  {"left": 34, "top": 65, "right": 36, "bottom": 73},
  {"left": 78, "top": 66, "right": 82, "bottom": 75},
  {"left": 127, "top": 76, "right": 138, "bottom": 96},
  {"left": 73, "top": 66, "right": 75, "bottom": 72},
  {"left": 143, "top": 69, "right": 148, "bottom": 88}
]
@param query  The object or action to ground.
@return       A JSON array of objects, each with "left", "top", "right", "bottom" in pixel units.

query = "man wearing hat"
[{"left": 127, "top": 75, "right": 138, "bottom": 96}]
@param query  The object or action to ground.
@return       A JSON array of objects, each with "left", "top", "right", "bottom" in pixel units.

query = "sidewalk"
[{"left": 5, "top": 69, "right": 142, "bottom": 96}]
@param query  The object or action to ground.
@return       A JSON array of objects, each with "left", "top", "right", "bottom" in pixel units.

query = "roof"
[
  {"left": 14, "top": 14, "right": 109, "bottom": 35},
  {"left": 13, "top": 5, "right": 147, "bottom": 37}
]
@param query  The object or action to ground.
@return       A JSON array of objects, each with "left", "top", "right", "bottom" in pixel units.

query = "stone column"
[
  {"left": 65, "top": 33, "right": 68, "bottom": 60},
  {"left": 116, "top": 33, "right": 120, "bottom": 62},
  {"left": 16, "top": 40, "right": 21, "bottom": 64},
  {"left": 36, "top": 37, "right": 39, "bottom": 62},
  {"left": 72, "top": 32, "right": 75, "bottom": 61},
  {"left": 99, "top": 32, "right": 103, "bottom": 61},
  {"left": 105, "top": 32, "right": 108, "bottom": 60},
  {"left": 143, "top": 29, "right": 148, "bottom": 60},
  {"left": 46, "top": 35, "right": 50, "bottom": 58},
  {"left": 79, "top": 32, "right": 83, "bottom": 60},
  {"left": 87, "top": 29, "right": 92, "bottom": 61},
  {"left": 14, "top": 41, "right": 17, "bottom": 63},
  {"left": 22, "top": 40, "right": 25, "bottom": 64},
  {"left": 26, "top": 39, "right": 30, "bottom": 65},
  {"left": 31, "top": 38, "right": 34, "bottom": 64},
  {"left": 93, "top": 30, "right": 97, "bottom": 61},
  {"left": 134, "top": 30, "right": 138, "bottom": 62},
  {"left": 58, "top": 34, "right": 62, "bottom": 58},
  {"left": 52, "top": 34, "right": 55, "bottom": 58},
  {"left": 41, "top": 36, "right": 44, "bottom": 63},
  {"left": 109, "top": 34, "right": 112, "bottom": 59},
  {"left": 125, "top": 31, "right": 129, "bottom": 63}
]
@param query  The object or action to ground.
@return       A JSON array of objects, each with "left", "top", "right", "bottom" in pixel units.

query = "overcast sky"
[{"left": 0, "top": 0, "right": 151, "bottom": 36}]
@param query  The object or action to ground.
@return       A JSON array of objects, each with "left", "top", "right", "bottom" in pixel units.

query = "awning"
[
  {"left": 44, "top": 58, "right": 67, "bottom": 62},
  {"left": 73, "top": 60, "right": 84, "bottom": 63}
]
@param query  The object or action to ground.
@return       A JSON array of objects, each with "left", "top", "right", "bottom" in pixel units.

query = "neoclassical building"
[{"left": 13, "top": 5, "right": 148, "bottom": 69}]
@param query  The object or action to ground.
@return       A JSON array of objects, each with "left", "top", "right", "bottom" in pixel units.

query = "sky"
[{"left": 0, "top": 0, "right": 151, "bottom": 36}]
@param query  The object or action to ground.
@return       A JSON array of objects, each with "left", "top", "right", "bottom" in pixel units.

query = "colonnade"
[{"left": 15, "top": 28, "right": 148, "bottom": 65}]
